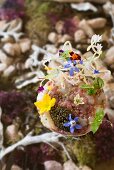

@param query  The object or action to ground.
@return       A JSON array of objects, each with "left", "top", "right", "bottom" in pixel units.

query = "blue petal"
[
  {"left": 80, "top": 60, "right": 83, "bottom": 64},
  {"left": 94, "top": 69, "right": 100, "bottom": 74},
  {"left": 67, "top": 59, "right": 72, "bottom": 64},
  {"left": 63, "top": 122, "right": 70, "bottom": 127},
  {"left": 74, "top": 67, "right": 79, "bottom": 72},
  {"left": 70, "top": 126, "right": 75, "bottom": 133},
  {"left": 73, "top": 60, "right": 77, "bottom": 65},
  {"left": 74, "top": 117, "right": 79, "bottom": 122},
  {"left": 69, "top": 68, "right": 74, "bottom": 76},
  {"left": 69, "top": 114, "right": 73, "bottom": 121},
  {"left": 75, "top": 124, "right": 82, "bottom": 129},
  {"left": 64, "top": 64, "right": 70, "bottom": 68}
]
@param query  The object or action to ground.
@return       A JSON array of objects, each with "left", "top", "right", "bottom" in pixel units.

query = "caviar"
[{"left": 50, "top": 106, "right": 72, "bottom": 132}]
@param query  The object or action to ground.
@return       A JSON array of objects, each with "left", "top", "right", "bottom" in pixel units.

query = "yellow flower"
[
  {"left": 44, "top": 65, "right": 52, "bottom": 71},
  {"left": 34, "top": 94, "right": 56, "bottom": 115}
]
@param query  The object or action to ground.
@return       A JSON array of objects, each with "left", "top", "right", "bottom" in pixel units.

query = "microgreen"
[
  {"left": 60, "top": 50, "right": 70, "bottom": 60},
  {"left": 93, "top": 77, "right": 104, "bottom": 89},
  {"left": 81, "top": 77, "right": 104, "bottom": 95},
  {"left": 91, "top": 108, "right": 105, "bottom": 133}
]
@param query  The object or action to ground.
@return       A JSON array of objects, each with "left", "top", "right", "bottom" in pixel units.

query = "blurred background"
[{"left": 1, "top": 0, "right": 114, "bottom": 170}]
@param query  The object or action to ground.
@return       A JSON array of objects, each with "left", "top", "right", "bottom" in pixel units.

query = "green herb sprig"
[
  {"left": 91, "top": 108, "right": 105, "bottom": 133},
  {"left": 81, "top": 77, "right": 104, "bottom": 95}
]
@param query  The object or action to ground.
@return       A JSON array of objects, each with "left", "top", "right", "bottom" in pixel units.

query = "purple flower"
[
  {"left": 64, "top": 60, "right": 79, "bottom": 76},
  {"left": 63, "top": 114, "right": 82, "bottom": 133},
  {"left": 37, "top": 86, "right": 44, "bottom": 93},
  {"left": 94, "top": 69, "right": 100, "bottom": 74}
]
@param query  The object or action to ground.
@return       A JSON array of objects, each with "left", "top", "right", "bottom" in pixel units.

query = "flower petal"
[
  {"left": 70, "top": 126, "right": 75, "bottom": 133},
  {"left": 80, "top": 60, "right": 83, "bottom": 64},
  {"left": 74, "top": 117, "right": 79, "bottom": 122},
  {"left": 74, "top": 67, "right": 79, "bottom": 72},
  {"left": 69, "top": 68, "right": 74, "bottom": 76},
  {"left": 63, "top": 122, "right": 70, "bottom": 127},
  {"left": 75, "top": 124, "right": 82, "bottom": 129},
  {"left": 69, "top": 114, "right": 73, "bottom": 121},
  {"left": 94, "top": 69, "right": 100, "bottom": 74},
  {"left": 50, "top": 98, "right": 56, "bottom": 107},
  {"left": 64, "top": 64, "right": 70, "bottom": 68}
]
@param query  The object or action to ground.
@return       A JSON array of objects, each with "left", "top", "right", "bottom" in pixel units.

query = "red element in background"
[{"left": 0, "top": 0, "right": 24, "bottom": 20}]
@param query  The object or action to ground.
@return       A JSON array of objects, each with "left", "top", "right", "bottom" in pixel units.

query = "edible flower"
[
  {"left": 94, "top": 69, "right": 100, "bottom": 74},
  {"left": 34, "top": 94, "right": 56, "bottom": 115},
  {"left": 63, "top": 114, "right": 82, "bottom": 133},
  {"left": 74, "top": 94, "right": 84, "bottom": 105},
  {"left": 37, "top": 86, "right": 44, "bottom": 93},
  {"left": 64, "top": 60, "right": 79, "bottom": 76}
]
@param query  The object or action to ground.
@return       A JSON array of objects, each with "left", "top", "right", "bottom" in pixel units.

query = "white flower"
[
  {"left": 74, "top": 94, "right": 84, "bottom": 105},
  {"left": 87, "top": 34, "right": 102, "bottom": 58},
  {"left": 91, "top": 34, "right": 102, "bottom": 45}
]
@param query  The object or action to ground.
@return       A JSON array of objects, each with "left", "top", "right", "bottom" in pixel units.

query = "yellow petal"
[
  {"left": 43, "top": 94, "right": 51, "bottom": 101},
  {"left": 50, "top": 98, "right": 56, "bottom": 107}
]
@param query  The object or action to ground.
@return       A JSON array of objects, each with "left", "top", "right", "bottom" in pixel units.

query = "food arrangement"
[{"left": 35, "top": 35, "right": 108, "bottom": 136}]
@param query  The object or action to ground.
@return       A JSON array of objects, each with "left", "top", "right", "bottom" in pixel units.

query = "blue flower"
[
  {"left": 79, "top": 60, "right": 83, "bottom": 65},
  {"left": 94, "top": 69, "right": 100, "bottom": 74},
  {"left": 64, "top": 60, "right": 79, "bottom": 76},
  {"left": 63, "top": 114, "right": 82, "bottom": 133}
]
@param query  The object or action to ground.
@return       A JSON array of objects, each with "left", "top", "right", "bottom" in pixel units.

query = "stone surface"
[
  {"left": 74, "top": 29, "right": 86, "bottom": 43},
  {"left": 80, "top": 165, "right": 92, "bottom": 170},
  {"left": 104, "top": 46, "right": 114, "bottom": 66},
  {"left": 44, "top": 161, "right": 63, "bottom": 170},
  {"left": 5, "top": 124, "right": 21, "bottom": 143},
  {"left": 87, "top": 18, "right": 106, "bottom": 29},
  {"left": 63, "top": 160, "right": 79, "bottom": 170},
  {"left": 79, "top": 19, "right": 94, "bottom": 38},
  {"left": 3, "top": 43, "right": 21, "bottom": 56},
  {"left": 11, "top": 165, "right": 22, "bottom": 170},
  {"left": 58, "top": 34, "right": 72, "bottom": 43},
  {"left": 3, "top": 43, "right": 15, "bottom": 56},
  {"left": 19, "top": 38, "right": 31, "bottom": 53},
  {"left": 55, "top": 21, "right": 64, "bottom": 34},
  {"left": 3, "top": 65, "right": 15, "bottom": 77},
  {"left": 0, "top": 50, "right": 12, "bottom": 65},
  {"left": 48, "top": 32, "right": 58, "bottom": 43}
]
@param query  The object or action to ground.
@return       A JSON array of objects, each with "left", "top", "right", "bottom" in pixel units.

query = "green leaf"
[
  {"left": 87, "top": 89, "right": 96, "bottom": 95},
  {"left": 61, "top": 50, "right": 70, "bottom": 60},
  {"left": 93, "top": 77, "right": 104, "bottom": 89},
  {"left": 81, "top": 84, "right": 94, "bottom": 89},
  {"left": 91, "top": 108, "right": 105, "bottom": 134}
]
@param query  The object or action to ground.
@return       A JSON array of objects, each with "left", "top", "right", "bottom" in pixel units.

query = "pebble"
[
  {"left": 44, "top": 44, "right": 58, "bottom": 54},
  {"left": 63, "top": 160, "right": 79, "bottom": 170},
  {"left": 5, "top": 124, "right": 21, "bottom": 143},
  {"left": 3, "top": 65, "right": 15, "bottom": 77},
  {"left": 3, "top": 43, "right": 15, "bottom": 56},
  {"left": 44, "top": 161, "right": 63, "bottom": 170},
  {"left": 104, "top": 46, "right": 114, "bottom": 66},
  {"left": 58, "top": 34, "right": 72, "bottom": 43},
  {"left": 0, "top": 50, "right": 13, "bottom": 65},
  {"left": 11, "top": 165, "right": 22, "bottom": 170},
  {"left": 55, "top": 20, "right": 64, "bottom": 34},
  {"left": 0, "top": 63, "right": 7, "bottom": 72},
  {"left": 19, "top": 38, "right": 31, "bottom": 53},
  {"left": 87, "top": 18, "right": 106, "bottom": 29},
  {"left": 74, "top": 29, "right": 86, "bottom": 43},
  {"left": 80, "top": 165, "right": 92, "bottom": 170},
  {"left": 79, "top": 19, "right": 94, "bottom": 38},
  {"left": 48, "top": 32, "right": 58, "bottom": 43},
  {"left": 0, "top": 20, "right": 7, "bottom": 31},
  {"left": 3, "top": 43, "right": 21, "bottom": 56}
]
